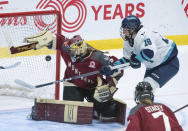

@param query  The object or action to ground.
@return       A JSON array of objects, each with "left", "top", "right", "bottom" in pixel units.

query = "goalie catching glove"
[
  {"left": 94, "top": 77, "right": 118, "bottom": 103},
  {"left": 23, "top": 27, "right": 56, "bottom": 50}
]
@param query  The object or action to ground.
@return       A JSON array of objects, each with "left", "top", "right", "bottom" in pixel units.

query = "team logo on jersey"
[{"left": 89, "top": 61, "right": 96, "bottom": 68}]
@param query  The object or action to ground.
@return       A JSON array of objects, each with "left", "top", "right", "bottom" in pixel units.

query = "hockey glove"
[
  {"left": 100, "top": 57, "right": 127, "bottom": 76},
  {"left": 100, "top": 65, "right": 118, "bottom": 76},
  {"left": 23, "top": 27, "right": 56, "bottom": 50},
  {"left": 129, "top": 54, "right": 141, "bottom": 69},
  {"left": 94, "top": 77, "right": 118, "bottom": 103}
]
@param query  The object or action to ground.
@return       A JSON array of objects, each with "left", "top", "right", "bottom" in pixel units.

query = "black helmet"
[
  {"left": 121, "top": 15, "right": 141, "bottom": 30},
  {"left": 134, "top": 82, "right": 154, "bottom": 104},
  {"left": 120, "top": 15, "right": 142, "bottom": 42}
]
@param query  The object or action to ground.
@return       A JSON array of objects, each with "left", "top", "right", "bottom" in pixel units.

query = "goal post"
[{"left": 0, "top": 10, "right": 62, "bottom": 100}]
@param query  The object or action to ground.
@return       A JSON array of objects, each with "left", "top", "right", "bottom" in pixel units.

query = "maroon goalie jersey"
[
  {"left": 126, "top": 103, "right": 183, "bottom": 131},
  {"left": 59, "top": 35, "right": 122, "bottom": 89}
]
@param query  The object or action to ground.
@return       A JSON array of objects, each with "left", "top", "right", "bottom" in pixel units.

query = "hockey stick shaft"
[
  {"left": 173, "top": 104, "right": 188, "bottom": 113},
  {"left": 35, "top": 63, "right": 130, "bottom": 88},
  {"left": 35, "top": 70, "right": 100, "bottom": 88},
  {"left": 15, "top": 63, "right": 130, "bottom": 89}
]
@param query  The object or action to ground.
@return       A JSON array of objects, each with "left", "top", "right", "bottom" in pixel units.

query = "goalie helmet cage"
[{"left": 0, "top": 10, "right": 62, "bottom": 100}]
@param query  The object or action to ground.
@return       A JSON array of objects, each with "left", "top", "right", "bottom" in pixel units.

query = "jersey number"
[
  {"left": 144, "top": 39, "right": 152, "bottom": 46},
  {"left": 152, "top": 111, "right": 171, "bottom": 131}
]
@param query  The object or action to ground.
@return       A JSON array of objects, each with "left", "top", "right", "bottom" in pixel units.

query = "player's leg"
[
  {"left": 63, "top": 82, "right": 84, "bottom": 101},
  {"left": 93, "top": 99, "right": 126, "bottom": 124},
  {"left": 83, "top": 89, "right": 117, "bottom": 116},
  {"left": 85, "top": 89, "right": 126, "bottom": 124},
  {"left": 94, "top": 99, "right": 118, "bottom": 117},
  {"left": 144, "top": 56, "right": 179, "bottom": 88}
]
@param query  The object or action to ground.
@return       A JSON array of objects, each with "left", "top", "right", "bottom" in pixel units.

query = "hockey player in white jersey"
[{"left": 101, "top": 15, "right": 179, "bottom": 92}]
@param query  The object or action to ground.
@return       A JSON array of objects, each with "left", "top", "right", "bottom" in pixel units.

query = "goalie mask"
[
  {"left": 67, "top": 35, "right": 88, "bottom": 60},
  {"left": 134, "top": 82, "right": 154, "bottom": 104}
]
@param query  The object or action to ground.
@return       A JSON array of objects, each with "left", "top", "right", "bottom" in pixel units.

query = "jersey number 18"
[{"left": 144, "top": 39, "right": 152, "bottom": 46}]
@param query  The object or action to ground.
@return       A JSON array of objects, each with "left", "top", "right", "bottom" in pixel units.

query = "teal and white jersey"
[{"left": 123, "top": 27, "right": 176, "bottom": 69}]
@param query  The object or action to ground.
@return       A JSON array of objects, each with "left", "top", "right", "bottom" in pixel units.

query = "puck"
[{"left": 45, "top": 55, "right": 51, "bottom": 61}]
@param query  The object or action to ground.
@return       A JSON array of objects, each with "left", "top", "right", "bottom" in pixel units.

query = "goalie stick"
[
  {"left": 2, "top": 26, "right": 51, "bottom": 54},
  {"left": 10, "top": 26, "right": 51, "bottom": 54},
  {"left": 2, "top": 29, "right": 37, "bottom": 54},
  {"left": 15, "top": 63, "right": 130, "bottom": 89},
  {"left": 0, "top": 61, "right": 21, "bottom": 69},
  {"left": 10, "top": 42, "right": 37, "bottom": 54},
  {"left": 173, "top": 104, "right": 188, "bottom": 113}
]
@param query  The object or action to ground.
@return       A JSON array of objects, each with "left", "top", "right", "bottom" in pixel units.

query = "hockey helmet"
[
  {"left": 134, "top": 82, "right": 154, "bottom": 104},
  {"left": 120, "top": 15, "right": 141, "bottom": 40},
  {"left": 66, "top": 35, "right": 87, "bottom": 58}
]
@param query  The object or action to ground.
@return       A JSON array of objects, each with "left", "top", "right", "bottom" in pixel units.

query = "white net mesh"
[{"left": 0, "top": 10, "right": 61, "bottom": 99}]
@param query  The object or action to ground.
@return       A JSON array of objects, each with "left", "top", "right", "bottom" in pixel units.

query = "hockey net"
[{"left": 0, "top": 10, "right": 62, "bottom": 99}]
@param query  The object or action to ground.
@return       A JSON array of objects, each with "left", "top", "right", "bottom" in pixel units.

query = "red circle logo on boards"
[{"left": 36, "top": 0, "right": 87, "bottom": 33}]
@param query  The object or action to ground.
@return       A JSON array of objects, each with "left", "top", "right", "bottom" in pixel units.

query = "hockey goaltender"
[{"left": 23, "top": 27, "right": 126, "bottom": 125}]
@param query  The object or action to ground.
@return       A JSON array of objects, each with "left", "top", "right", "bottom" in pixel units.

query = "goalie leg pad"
[
  {"left": 31, "top": 99, "right": 94, "bottom": 124},
  {"left": 115, "top": 99, "right": 126, "bottom": 125},
  {"left": 98, "top": 99, "right": 126, "bottom": 125}
]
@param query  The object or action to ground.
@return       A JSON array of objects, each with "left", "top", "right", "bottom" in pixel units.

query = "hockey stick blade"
[
  {"left": 173, "top": 104, "right": 188, "bottom": 113},
  {"left": 14, "top": 79, "right": 36, "bottom": 89},
  {"left": 15, "top": 63, "right": 130, "bottom": 89},
  {"left": 0, "top": 61, "right": 21, "bottom": 69},
  {"left": 0, "top": 66, "right": 5, "bottom": 69}
]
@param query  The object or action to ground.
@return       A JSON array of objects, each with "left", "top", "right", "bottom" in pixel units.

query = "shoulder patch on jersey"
[{"left": 88, "top": 61, "right": 96, "bottom": 68}]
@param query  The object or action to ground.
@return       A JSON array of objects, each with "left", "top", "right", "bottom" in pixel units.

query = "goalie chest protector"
[{"left": 31, "top": 99, "right": 94, "bottom": 124}]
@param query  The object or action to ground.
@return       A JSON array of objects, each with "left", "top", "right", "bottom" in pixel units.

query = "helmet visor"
[
  {"left": 69, "top": 40, "right": 87, "bottom": 57},
  {"left": 120, "top": 27, "right": 132, "bottom": 40}
]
